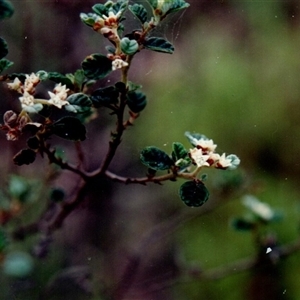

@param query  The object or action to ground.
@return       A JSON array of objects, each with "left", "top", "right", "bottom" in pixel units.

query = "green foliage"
[
  {"left": 0, "top": 0, "right": 14, "bottom": 20},
  {"left": 172, "top": 142, "right": 188, "bottom": 161},
  {"left": 0, "top": 58, "right": 13, "bottom": 73},
  {"left": 179, "top": 180, "right": 209, "bottom": 207},
  {"left": 50, "top": 117, "right": 86, "bottom": 141},
  {"left": 91, "top": 85, "right": 120, "bottom": 107},
  {"left": 120, "top": 37, "right": 139, "bottom": 55},
  {"left": 8, "top": 175, "right": 32, "bottom": 202},
  {"left": 65, "top": 93, "right": 92, "bottom": 114},
  {"left": 143, "top": 37, "right": 174, "bottom": 54},
  {"left": 0, "top": 228, "right": 8, "bottom": 252},
  {"left": 81, "top": 54, "right": 112, "bottom": 80},
  {"left": 140, "top": 146, "right": 174, "bottom": 170},
  {"left": 126, "top": 90, "right": 147, "bottom": 113},
  {"left": 129, "top": 4, "right": 148, "bottom": 24}
]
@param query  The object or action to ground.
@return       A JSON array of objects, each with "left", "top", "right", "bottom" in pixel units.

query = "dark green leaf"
[
  {"left": 80, "top": 12, "right": 98, "bottom": 27},
  {"left": 65, "top": 93, "right": 92, "bottom": 113},
  {"left": 13, "top": 149, "right": 36, "bottom": 166},
  {"left": 129, "top": 4, "right": 148, "bottom": 24},
  {"left": 120, "top": 37, "right": 139, "bottom": 55},
  {"left": 82, "top": 54, "right": 112, "bottom": 80},
  {"left": 0, "top": 37, "right": 8, "bottom": 59},
  {"left": 143, "top": 37, "right": 174, "bottom": 54},
  {"left": 172, "top": 142, "right": 188, "bottom": 161},
  {"left": 127, "top": 91, "right": 147, "bottom": 113},
  {"left": 112, "top": 0, "right": 128, "bottom": 15},
  {"left": 0, "top": 58, "right": 13, "bottom": 73},
  {"left": 73, "top": 69, "right": 85, "bottom": 88},
  {"left": 140, "top": 146, "right": 173, "bottom": 170},
  {"left": 147, "top": 0, "right": 157, "bottom": 9},
  {"left": 0, "top": 0, "right": 14, "bottom": 20},
  {"left": 91, "top": 85, "right": 119, "bottom": 107},
  {"left": 8, "top": 73, "right": 26, "bottom": 82},
  {"left": 51, "top": 117, "right": 86, "bottom": 141},
  {"left": 48, "top": 72, "right": 74, "bottom": 89},
  {"left": 167, "top": 0, "right": 190, "bottom": 15},
  {"left": 179, "top": 180, "right": 209, "bottom": 207},
  {"left": 92, "top": 4, "right": 108, "bottom": 16}
]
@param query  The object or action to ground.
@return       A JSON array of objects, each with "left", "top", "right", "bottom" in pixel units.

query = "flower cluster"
[
  {"left": 186, "top": 132, "right": 240, "bottom": 170},
  {"left": 6, "top": 74, "right": 70, "bottom": 112}
]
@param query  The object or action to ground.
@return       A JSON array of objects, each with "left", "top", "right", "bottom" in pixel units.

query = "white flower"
[
  {"left": 7, "top": 77, "right": 22, "bottom": 93},
  {"left": 24, "top": 73, "right": 40, "bottom": 94},
  {"left": 242, "top": 195, "right": 275, "bottom": 221},
  {"left": 19, "top": 91, "right": 35, "bottom": 108},
  {"left": 53, "top": 83, "right": 69, "bottom": 100},
  {"left": 48, "top": 91, "right": 69, "bottom": 109},
  {"left": 195, "top": 138, "right": 217, "bottom": 153},
  {"left": 215, "top": 153, "right": 232, "bottom": 169},
  {"left": 189, "top": 148, "right": 210, "bottom": 168},
  {"left": 112, "top": 58, "right": 129, "bottom": 71}
]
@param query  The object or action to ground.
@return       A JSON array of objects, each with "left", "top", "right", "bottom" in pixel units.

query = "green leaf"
[
  {"left": 65, "top": 93, "right": 92, "bottom": 114},
  {"left": 47, "top": 72, "right": 74, "bottom": 89},
  {"left": 112, "top": 0, "right": 128, "bottom": 15},
  {"left": 0, "top": 58, "right": 13, "bottom": 73},
  {"left": 80, "top": 12, "right": 98, "bottom": 27},
  {"left": 91, "top": 85, "right": 119, "bottom": 107},
  {"left": 0, "top": 37, "right": 8, "bottom": 59},
  {"left": 143, "top": 37, "right": 174, "bottom": 54},
  {"left": 179, "top": 181, "right": 209, "bottom": 207},
  {"left": 82, "top": 54, "right": 112, "bottom": 80},
  {"left": 73, "top": 69, "right": 85, "bottom": 89},
  {"left": 92, "top": 4, "right": 108, "bottom": 16},
  {"left": 120, "top": 37, "right": 139, "bottom": 55},
  {"left": 126, "top": 91, "right": 147, "bottom": 113},
  {"left": 140, "top": 146, "right": 173, "bottom": 170},
  {"left": 0, "top": 0, "right": 14, "bottom": 20},
  {"left": 51, "top": 117, "right": 86, "bottom": 141},
  {"left": 147, "top": 0, "right": 157, "bottom": 9},
  {"left": 129, "top": 4, "right": 148, "bottom": 24},
  {"left": 172, "top": 142, "right": 188, "bottom": 161}
]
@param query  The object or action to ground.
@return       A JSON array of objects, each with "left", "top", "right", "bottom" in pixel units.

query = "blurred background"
[{"left": 1, "top": 0, "right": 300, "bottom": 299}]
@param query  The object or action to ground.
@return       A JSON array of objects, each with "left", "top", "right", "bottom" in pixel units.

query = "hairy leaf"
[
  {"left": 140, "top": 146, "right": 173, "bottom": 170},
  {"left": 65, "top": 93, "right": 92, "bottom": 113},
  {"left": 120, "top": 37, "right": 139, "bottom": 55},
  {"left": 82, "top": 54, "right": 112, "bottom": 80},
  {"left": 143, "top": 37, "right": 174, "bottom": 54},
  {"left": 129, "top": 4, "right": 148, "bottom": 24},
  {"left": 126, "top": 91, "right": 147, "bottom": 113}
]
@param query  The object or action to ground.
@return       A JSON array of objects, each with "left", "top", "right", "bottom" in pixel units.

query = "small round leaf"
[{"left": 179, "top": 181, "right": 209, "bottom": 207}]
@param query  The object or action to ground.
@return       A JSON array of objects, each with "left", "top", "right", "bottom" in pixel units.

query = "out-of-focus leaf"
[
  {"left": 0, "top": 0, "right": 14, "bottom": 20},
  {"left": 13, "top": 149, "right": 36, "bottom": 166},
  {"left": 0, "top": 58, "right": 13, "bottom": 73}
]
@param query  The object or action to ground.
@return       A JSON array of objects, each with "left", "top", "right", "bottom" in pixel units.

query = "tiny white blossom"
[
  {"left": 24, "top": 73, "right": 40, "bottom": 94},
  {"left": 189, "top": 148, "right": 210, "bottom": 168},
  {"left": 242, "top": 195, "right": 275, "bottom": 221},
  {"left": 48, "top": 91, "right": 69, "bottom": 109},
  {"left": 112, "top": 58, "right": 129, "bottom": 71},
  {"left": 53, "top": 83, "right": 69, "bottom": 100},
  {"left": 215, "top": 153, "right": 232, "bottom": 169},
  {"left": 7, "top": 77, "right": 22, "bottom": 93},
  {"left": 19, "top": 91, "right": 35, "bottom": 108},
  {"left": 195, "top": 138, "right": 217, "bottom": 153}
]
